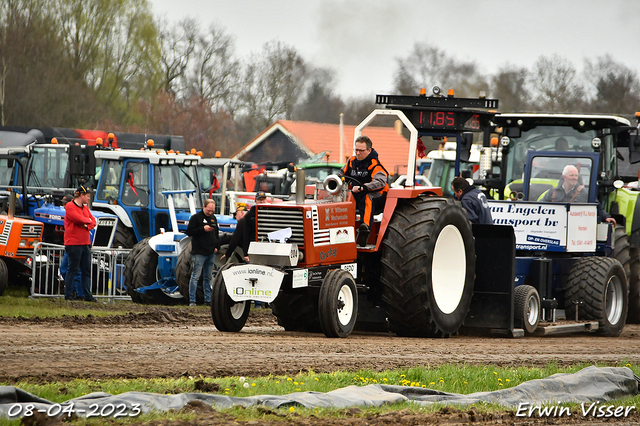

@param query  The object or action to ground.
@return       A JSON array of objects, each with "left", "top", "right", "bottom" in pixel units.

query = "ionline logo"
[{"left": 234, "top": 287, "right": 272, "bottom": 296}]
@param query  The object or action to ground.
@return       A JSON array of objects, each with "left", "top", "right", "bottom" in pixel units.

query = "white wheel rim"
[
  {"left": 230, "top": 301, "right": 246, "bottom": 319},
  {"left": 605, "top": 275, "right": 624, "bottom": 325},
  {"left": 527, "top": 294, "right": 539, "bottom": 326},
  {"left": 432, "top": 224, "right": 466, "bottom": 314},
  {"left": 337, "top": 284, "right": 354, "bottom": 326}
]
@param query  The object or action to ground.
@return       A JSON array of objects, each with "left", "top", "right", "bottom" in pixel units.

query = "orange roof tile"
[{"left": 234, "top": 120, "right": 413, "bottom": 175}]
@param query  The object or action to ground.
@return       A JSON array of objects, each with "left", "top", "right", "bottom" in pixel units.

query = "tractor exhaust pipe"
[
  {"left": 8, "top": 190, "right": 15, "bottom": 219},
  {"left": 295, "top": 168, "right": 305, "bottom": 204}
]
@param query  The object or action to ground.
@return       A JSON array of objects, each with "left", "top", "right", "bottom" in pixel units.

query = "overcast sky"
[{"left": 149, "top": 0, "right": 640, "bottom": 100}]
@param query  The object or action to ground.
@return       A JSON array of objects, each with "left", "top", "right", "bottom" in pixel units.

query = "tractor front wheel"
[
  {"left": 211, "top": 264, "right": 250, "bottom": 332},
  {"left": 318, "top": 269, "right": 358, "bottom": 338}
]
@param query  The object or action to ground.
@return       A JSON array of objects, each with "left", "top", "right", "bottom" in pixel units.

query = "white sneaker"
[{"left": 189, "top": 302, "right": 196, "bottom": 307}]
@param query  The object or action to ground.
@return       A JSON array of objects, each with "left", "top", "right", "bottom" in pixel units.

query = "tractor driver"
[
  {"left": 341, "top": 135, "right": 389, "bottom": 247},
  {"left": 541, "top": 164, "right": 616, "bottom": 225}
]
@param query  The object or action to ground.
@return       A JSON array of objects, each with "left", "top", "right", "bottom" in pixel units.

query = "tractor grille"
[
  {"left": 21, "top": 223, "right": 43, "bottom": 239},
  {"left": 0, "top": 221, "right": 13, "bottom": 246},
  {"left": 257, "top": 207, "right": 305, "bottom": 246}
]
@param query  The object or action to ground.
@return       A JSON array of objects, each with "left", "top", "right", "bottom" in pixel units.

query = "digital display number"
[{"left": 417, "top": 111, "right": 481, "bottom": 130}]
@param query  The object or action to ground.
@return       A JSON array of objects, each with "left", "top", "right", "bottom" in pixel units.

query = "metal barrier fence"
[{"left": 31, "top": 243, "right": 131, "bottom": 301}]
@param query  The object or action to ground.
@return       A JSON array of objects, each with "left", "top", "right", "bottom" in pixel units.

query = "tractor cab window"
[
  {"left": 526, "top": 156, "right": 593, "bottom": 203},
  {"left": 0, "top": 159, "right": 14, "bottom": 186},
  {"left": 122, "top": 162, "right": 149, "bottom": 207},
  {"left": 154, "top": 164, "right": 200, "bottom": 209},
  {"left": 28, "top": 146, "right": 68, "bottom": 189},
  {"left": 96, "top": 160, "right": 122, "bottom": 203},
  {"left": 505, "top": 127, "right": 597, "bottom": 188}
]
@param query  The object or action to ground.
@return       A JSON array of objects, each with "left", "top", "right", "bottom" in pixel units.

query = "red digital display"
[{"left": 417, "top": 111, "right": 481, "bottom": 130}]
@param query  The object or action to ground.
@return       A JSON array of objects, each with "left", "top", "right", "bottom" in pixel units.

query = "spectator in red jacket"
[{"left": 64, "top": 186, "right": 97, "bottom": 302}]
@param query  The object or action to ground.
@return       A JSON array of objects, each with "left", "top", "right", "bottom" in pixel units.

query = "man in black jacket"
[
  {"left": 185, "top": 199, "right": 220, "bottom": 306},
  {"left": 451, "top": 176, "right": 493, "bottom": 225},
  {"left": 341, "top": 136, "right": 389, "bottom": 246}
]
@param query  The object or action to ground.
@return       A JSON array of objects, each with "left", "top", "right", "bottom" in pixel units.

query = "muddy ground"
[{"left": 1, "top": 302, "right": 640, "bottom": 425}]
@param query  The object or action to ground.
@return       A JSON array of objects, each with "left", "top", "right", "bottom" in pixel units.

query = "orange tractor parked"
[
  {"left": 210, "top": 91, "right": 516, "bottom": 338},
  {"left": 0, "top": 154, "right": 43, "bottom": 295}
]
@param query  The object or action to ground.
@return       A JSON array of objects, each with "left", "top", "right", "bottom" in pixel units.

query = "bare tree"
[
  {"left": 239, "top": 40, "right": 308, "bottom": 137},
  {"left": 157, "top": 18, "right": 198, "bottom": 96},
  {"left": 491, "top": 65, "right": 532, "bottom": 112},
  {"left": 530, "top": 55, "right": 584, "bottom": 112},
  {"left": 189, "top": 24, "right": 240, "bottom": 114},
  {"left": 393, "top": 42, "right": 488, "bottom": 97},
  {"left": 583, "top": 54, "right": 640, "bottom": 114}
]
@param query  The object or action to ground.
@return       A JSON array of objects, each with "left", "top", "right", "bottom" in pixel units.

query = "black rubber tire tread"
[
  {"left": 614, "top": 225, "right": 640, "bottom": 323},
  {"left": 565, "top": 257, "right": 628, "bottom": 337},
  {"left": 0, "top": 258, "right": 7, "bottom": 296},
  {"left": 123, "top": 237, "right": 150, "bottom": 303},
  {"left": 175, "top": 240, "right": 201, "bottom": 304},
  {"left": 112, "top": 223, "right": 136, "bottom": 249},
  {"left": 130, "top": 239, "right": 180, "bottom": 305},
  {"left": 318, "top": 269, "right": 358, "bottom": 338},
  {"left": 210, "top": 263, "right": 250, "bottom": 332},
  {"left": 514, "top": 285, "right": 540, "bottom": 334},
  {"left": 271, "top": 292, "right": 321, "bottom": 332},
  {"left": 176, "top": 242, "right": 230, "bottom": 305},
  {"left": 380, "top": 197, "right": 476, "bottom": 337}
]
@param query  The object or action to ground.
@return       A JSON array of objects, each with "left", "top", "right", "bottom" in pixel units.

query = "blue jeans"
[
  {"left": 65, "top": 245, "right": 92, "bottom": 300},
  {"left": 189, "top": 253, "right": 215, "bottom": 304},
  {"left": 60, "top": 252, "right": 83, "bottom": 298}
]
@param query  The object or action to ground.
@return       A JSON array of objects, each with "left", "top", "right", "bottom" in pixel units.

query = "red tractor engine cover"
[{"left": 256, "top": 201, "right": 357, "bottom": 268}]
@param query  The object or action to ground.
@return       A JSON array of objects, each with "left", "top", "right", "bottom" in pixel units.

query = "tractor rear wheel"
[
  {"left": 211, "top": 264, "right": 250, "bottom": 332},
  {"left": 380, "top": 197, "right": 475, "bottom": 337},
  {"left": 514, "top": 285, "right": 540, "bottom": 334},
  {"left": 0, "top": 258, "right": 7, "bottom": 296},
  {"left": 176, "top": 242, "right": 231, "bottom": 305},
  {"left": 318, "top": 269, "right": 358, "bottom": 338},
  {"left": 565, "top": 257, "right": 628, "bottom": 337},
  {"left": 123, "top": 237, "right": 149, "bottom": 303},
  {"left": 112, "top": 223, "right": 136, "bottom": 249},
  {"left": 614, "top": 225, "right": 640, "bottom": 323}
]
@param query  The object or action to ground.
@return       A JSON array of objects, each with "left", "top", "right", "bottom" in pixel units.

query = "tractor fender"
[{"left": 374, "top": 187, "right": 443, "bottom": 250}]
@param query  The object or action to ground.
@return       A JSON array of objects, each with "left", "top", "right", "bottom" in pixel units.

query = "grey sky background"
[{"left": 149, "top": 0, "right": 640, "bottom": 100}]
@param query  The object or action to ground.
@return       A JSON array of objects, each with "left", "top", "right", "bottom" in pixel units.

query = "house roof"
[{"left": 233, "top": 120, "right": 413, "bottom": 175}]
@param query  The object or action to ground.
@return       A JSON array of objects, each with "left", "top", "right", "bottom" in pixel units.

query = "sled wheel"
[
  {"left": 318, "top": 269, "right": 358, "bottom": 338},
  {"left": 211, "top": 264, "right": 250, "bottom": 332},
  {"left": 565, "top": 257, "right": 628, "bottom": 337},
  {"left": 514, "top": 285, "right": 540, "bottom": 334}
]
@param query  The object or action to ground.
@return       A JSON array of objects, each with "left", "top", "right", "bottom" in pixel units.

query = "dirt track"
[{"left": 1, "top": 304, "right": 639, "bottom": 383}]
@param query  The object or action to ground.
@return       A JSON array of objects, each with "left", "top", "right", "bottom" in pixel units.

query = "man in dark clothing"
[
  {"left": 220, "top": 192, "right": 267, "bottom": 263},
  {"left": 64, "top": 185, "right": 97, "bottom": 302},
  {"left": 185, "top": 199, "right": 220, "bottom": 306},
  {"left": 341, "top": 135, "right": 389, "bottom": 247},
  {"left": 451, "top": 177, "right": 493, "bottom": 225}
]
